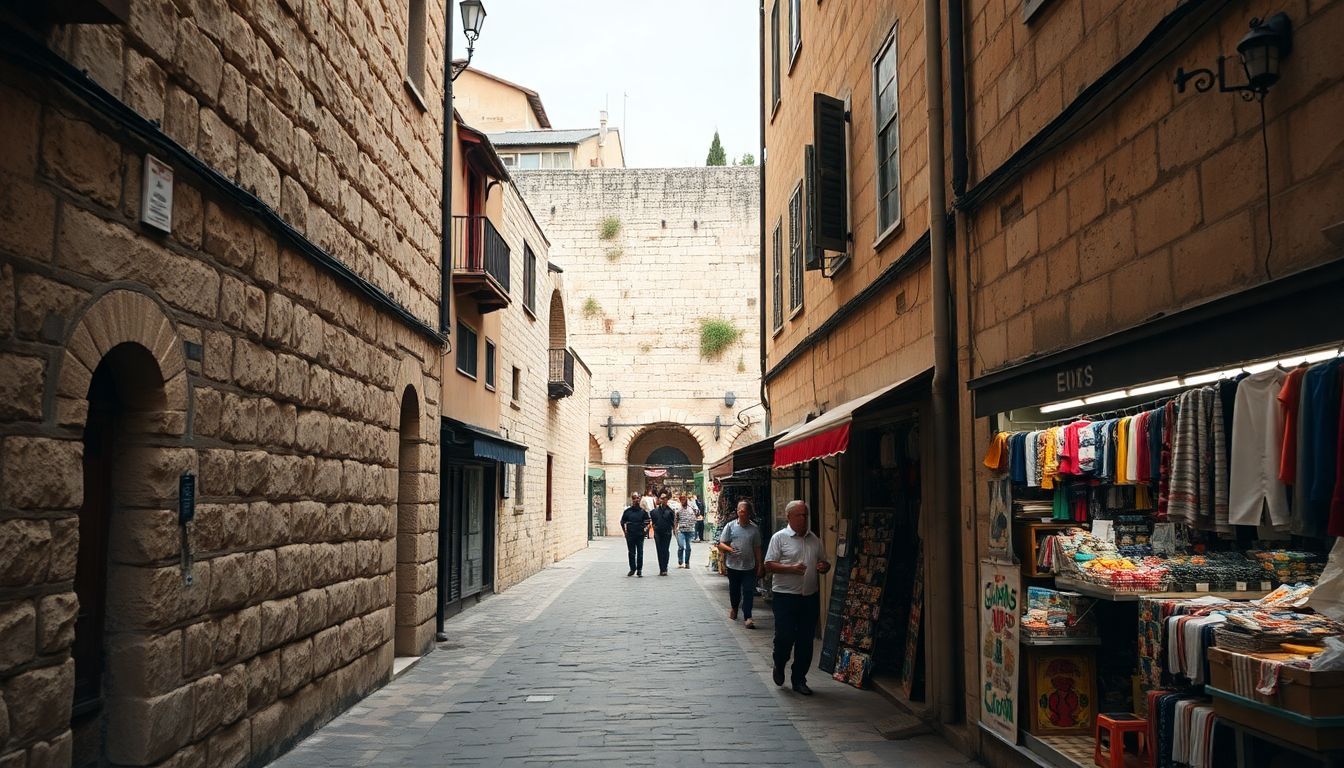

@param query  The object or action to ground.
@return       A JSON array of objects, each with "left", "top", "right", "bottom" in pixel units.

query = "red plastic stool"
[{"left": 1095, "top": 712, "right": 1149, "bottom": 768}]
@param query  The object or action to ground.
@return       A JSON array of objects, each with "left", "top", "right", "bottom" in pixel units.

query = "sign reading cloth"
[{"left": 979, "top": 560, "right": 1020, "bottom": 742}]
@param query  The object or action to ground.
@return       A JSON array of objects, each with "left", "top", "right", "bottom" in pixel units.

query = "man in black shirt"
[
  {"left": 649, "top": 493, "right": 677, "bottom": 576},
  {"left": 619, "top": 493, "right": 650, "bottom": 577}
]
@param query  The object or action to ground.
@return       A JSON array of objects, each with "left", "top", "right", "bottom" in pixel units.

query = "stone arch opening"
[
  {"left": 73, "top": 341, "right": 174, "bottom": 767},
  {"left": 588, "top": 434, "right": 603, "bottom": 465},
  {"left": 548, "top": 290, "right": 566, "bottom": 350},
  {"left": 626, "top": 423, "right": 705, "bottom": 500},
  {"left": 393, "top": 385, "right": 421, "bottom": 659}
]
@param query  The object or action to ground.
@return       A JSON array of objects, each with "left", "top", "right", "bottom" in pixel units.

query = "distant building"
[{"left": 454, "top": 66, "right": 626, "bottom": 169}]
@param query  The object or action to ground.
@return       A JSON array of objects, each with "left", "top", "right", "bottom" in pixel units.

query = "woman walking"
[
  {"left": 717, "top": 500, "right": 764, "bottom": 628},
  {"left": 675, "top": 494, "right": 698, "bottom": 568}
]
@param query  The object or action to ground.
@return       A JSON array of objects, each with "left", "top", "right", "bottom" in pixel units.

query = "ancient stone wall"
[
  {"left": 0, "top": 0, "right": 447, "bottom": 760},
  {"left": 512, "top": 168, "right": 764, "bottom": 523}
]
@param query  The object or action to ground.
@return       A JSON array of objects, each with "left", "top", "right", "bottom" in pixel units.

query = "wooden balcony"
[
  {"left": 548, "top": 348, "right": 575, "bottom": 399},
  {"left": 452, "top": 214, "right": 510, "bottom": 313}
]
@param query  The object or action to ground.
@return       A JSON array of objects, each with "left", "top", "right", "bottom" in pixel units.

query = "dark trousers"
[
  {"left": 695, "top": 521, "right": 705, "bottom": 541},
  {"left": 726, "top": 567, "right": 757, "bottom": 618},
  {"left": 772, "top": 591, "right": 820, "bottom": 684},
  {"left": 625, "top": 534, "right": 645, "bottom": 573},
  {"left": 654, "top": 532, "right": 673, "bottom": 573}
]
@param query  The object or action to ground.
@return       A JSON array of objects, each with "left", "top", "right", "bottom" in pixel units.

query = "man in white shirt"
[{"left": 764, "top": 499, "right": 830, "bottom": 695}]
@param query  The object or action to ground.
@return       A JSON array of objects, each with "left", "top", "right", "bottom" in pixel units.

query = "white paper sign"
[{"left": 141, "top": 154, "right": 173, "bottom": 233}]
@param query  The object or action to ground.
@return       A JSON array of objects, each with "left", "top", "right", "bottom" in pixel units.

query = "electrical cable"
[{"left": 1259, "top": 97, "right": 1275, "bottom": 281}]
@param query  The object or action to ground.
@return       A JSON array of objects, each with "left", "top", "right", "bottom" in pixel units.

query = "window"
[
  {"left": 514, "top": 151, "right": 571, "bottom": 170},
  {"left": 874, "top": 28, "right": 901, "bottom": 234},
  {"left": 500, "top": 154, "right": 517, "bottom": 168},
  {"left": 523, "top": 244, "right": 537, "bottom": 314},
  {"left": 484, "top": 340, "right": 496, "bottom": 390},
  {"left": 511, "top": 366, "right": 522, "bottom": 402},
  {"left": 788, "top": 0, "right": 802, "bottom": 66},
  {"left": 770, "top": 0, "right": 781, "bottom": 111},
  {"left": 456, "top": 321, "right": 478, "bottom": 378},
  {"left": 789, "top": 183, "right": 803, "bottom": 312},
  {"left": 405, "top": 0, "right": 427, "bottom": 104},
  {"left": 771, "top": 222, "right": 783, "bottom": 331}
]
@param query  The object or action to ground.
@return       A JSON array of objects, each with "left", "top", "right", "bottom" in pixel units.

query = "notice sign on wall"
[
  {"left": 141, "top": 154, "right": 174, "bottom": 233},
  {"left": 979, "top": 560, "right": 1020, "bottom": 742}
]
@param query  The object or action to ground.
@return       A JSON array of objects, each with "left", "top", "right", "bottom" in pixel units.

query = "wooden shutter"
[
  {"left": 804, "top": 144, "right": 821, "bottom": 270},
  {"left": 811, "top": 93, "right": 849, "bottom": 252}
]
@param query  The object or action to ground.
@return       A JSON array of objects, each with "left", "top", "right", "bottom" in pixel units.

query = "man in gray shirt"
[
  {"left": 717, "top": 499, "right": 764, "bottom": 628},
  {"left": 764, "top": 500, "right": 829, "bottom": 695}
]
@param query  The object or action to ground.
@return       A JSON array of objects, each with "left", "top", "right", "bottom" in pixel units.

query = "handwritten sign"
[{"left": 980, "top": 560, "right": 1020, "bottom": 742}]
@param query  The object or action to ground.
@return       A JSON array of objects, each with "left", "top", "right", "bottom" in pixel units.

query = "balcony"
[
  {"left": 452, "top": 214, "right": 510, "bottom": 313},
  {"left": 548, "top": 348, "right": 575, "bottom": 399}
]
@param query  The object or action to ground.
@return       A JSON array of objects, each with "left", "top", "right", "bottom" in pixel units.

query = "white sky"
[{"left": 465, "top": 0, "right": 760, "bottom": 168}]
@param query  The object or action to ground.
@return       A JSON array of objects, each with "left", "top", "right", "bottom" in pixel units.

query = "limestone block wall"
[
  {"left": 0, "top": 7, "right": 445, "bottom": 764},
  {"left": 492, "top": 183, "right": 592, "bottom": 590},
  {"left": 512, "top": 168, "right": 764, "bottom": 522}
]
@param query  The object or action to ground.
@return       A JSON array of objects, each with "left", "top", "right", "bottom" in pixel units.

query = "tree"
[
  {"left": 705, "top": 131, "right": 727, "bottom": 166},
  {"left": 738, "top": 152, "right": 755, "bottom": 166}
]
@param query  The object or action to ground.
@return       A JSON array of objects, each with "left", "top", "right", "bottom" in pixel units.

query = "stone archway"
[
  {"left": 389, "top": 357, "right": 434, "bottom": 663},
  {"left": 56, "top": 289, "right": 194, "bottom": 767},
  {"left": 588, "top": 434, "right": 603, "bottom": 465},
  {"left": 625, "top": 423, "right": 705, "bottom": 500}
]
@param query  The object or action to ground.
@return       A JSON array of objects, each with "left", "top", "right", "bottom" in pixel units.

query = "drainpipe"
[
  {"left": 924, "top": 0, "right": 959, "bottom": 726},
  {"left": 948, "top": 0, "right": 968, "bottom": 200},
  {"left": 436, "top": 1, "right": 455, "bottom": 642},
  {"left": 757, "top": 0, "right": 770, "bottom": 433}
]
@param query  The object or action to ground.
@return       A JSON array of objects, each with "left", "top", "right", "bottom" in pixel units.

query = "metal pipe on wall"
[
  {"left": 436, "top": 0, "right": 455, "bottom": 642},
  {"left": 924, "top": 0, "right": 960, "bottom": 726},
  {"left": 757, "top": 0, "right": 771, "bottom": 434}
]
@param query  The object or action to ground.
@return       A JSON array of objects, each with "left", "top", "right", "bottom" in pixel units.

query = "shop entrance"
[{"left": 626, "top": 423, "right": 704, "bottom": 499}]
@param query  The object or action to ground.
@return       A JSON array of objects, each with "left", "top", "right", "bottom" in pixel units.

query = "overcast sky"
[{"left": 466, "top": 0, "right": 760, "bottom": 168}]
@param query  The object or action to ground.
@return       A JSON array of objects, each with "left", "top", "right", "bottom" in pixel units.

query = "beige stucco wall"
[
  {"left": 452, "top": 68, "right": 541, "bottom": 131},
  {"left": 573, "top": 132, "right": 625, "bottom": 169},
  {"left": 513, "top": 168, "right": 763, "bottom": 528}
]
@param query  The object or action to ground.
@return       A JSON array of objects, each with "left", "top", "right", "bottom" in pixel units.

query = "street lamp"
[
  {"left": 1174, "top": 13, "right": 1292, "bottom": 100},
  {"left": 450, "top": 0, "right": 487, "bottom": 81}
]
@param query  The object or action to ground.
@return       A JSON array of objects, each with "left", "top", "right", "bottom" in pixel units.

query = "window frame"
[
  {"left": 771, "top": 221, "right": 784, "bottom": 334},
  {"left": 872, "top": 25, "right": 903, "bottom": 240},
  {"left": 770, "top": 0, "right": 781, "bottom": 116},
  {"left": 511, "top": 365, "right": 522, "bottom": 404},
  {"left": 523, "top": 244, "right": 537, "bottom": 317},
  {"left": 788, "top": 0, "right": 803, "bottom": 71},
  {"left": 456, "top": 320, "right": 479, "bottom": 380},
  {"left": 788, "top": 181, "right": 804, "bottom": 315},
  {"left": 403, "top": 0, "right": 428, "bottom": 111},
  {"left": 484, "top": 339, "right": 497, "bottom": 391}
]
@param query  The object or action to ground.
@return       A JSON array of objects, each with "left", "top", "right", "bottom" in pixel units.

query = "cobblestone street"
[{"left": 271, "top": 539, "right": 978, "bottom": 768}]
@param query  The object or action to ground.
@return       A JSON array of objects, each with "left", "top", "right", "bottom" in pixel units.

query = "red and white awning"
[{"left": 772, "top": 370, "right": 930, "bottom": 469}]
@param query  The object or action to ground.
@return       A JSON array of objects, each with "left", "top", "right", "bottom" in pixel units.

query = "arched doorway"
[
  {"left": 394, "top": 386, "right": 420, "bottom": 661},
  {"left": 626, "top": 423, "right": 705, "bottom": 500},
  {"left": 74, "top": 342, "right": 170, "bottom": 767}
]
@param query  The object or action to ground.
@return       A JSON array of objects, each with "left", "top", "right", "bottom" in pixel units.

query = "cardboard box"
[
  {"left": 1208, "top": 648, "right": 1344, "bottom": 718},
  {"left": 1208, "top": 686, "right": 1344, "bottom": 752}
]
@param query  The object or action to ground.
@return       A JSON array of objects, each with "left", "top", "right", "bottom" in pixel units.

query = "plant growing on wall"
[
  {"left": 605, "top": 247, "right": 623, "bottom": 261},
  {"left": 599, "top": 217, "right": 621, "bottom": 240},
  {"left": 737, "top": 356, "right": 747, "bottom": 373},
  {"left": 639, "top": 342, "right": 652, "bottom": 354},
  {"left": 699, "top": 318, "right": 741, "bottom": 360},
  {"left": 583, "top": 297, "right": 602, "bottom": 318}
]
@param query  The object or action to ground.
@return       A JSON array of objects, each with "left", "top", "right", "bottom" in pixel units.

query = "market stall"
[{"left": 976, "top": 341, "right": 1344, "bottom": 768}]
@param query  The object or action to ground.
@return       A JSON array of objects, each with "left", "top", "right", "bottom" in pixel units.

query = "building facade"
[
  {"left": 512, "top": 167, "right": 762, "bottom": 530},
  {"left": 958, "top": 2, "right": 1344, "bottom": 766},
  {"left": 0, "top": 1, "right": 448, "bottom": 766}
]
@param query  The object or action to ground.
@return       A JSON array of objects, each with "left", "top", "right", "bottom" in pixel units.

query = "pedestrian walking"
[
  {"left": 692, "top": 495, "right": 705, "bottom": 541},
  {"left": 674, "top": 494, "right": 697, "bottom": 568},
  {"left": 717, "top": 500, "right": 763, "bottom": 628},
  {"left": 649, "top": 493, "right": 676, "bottom": 575},
  {"left": 619, "top": 493, "right": 650, "bottom": 577},
  {"left": 764, "top": 500, "right": 830, "bottom": 695}
]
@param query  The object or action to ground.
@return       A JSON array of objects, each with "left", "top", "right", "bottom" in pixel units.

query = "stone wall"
[
  {"left": 512, "top": 168, "right": 763, "bottom": 522},
  {"left": 493, "top": 182, "right": 592, "bottom": 591},
  {"left": 0, "top": 0, "right": 447, "bottom": 761}
]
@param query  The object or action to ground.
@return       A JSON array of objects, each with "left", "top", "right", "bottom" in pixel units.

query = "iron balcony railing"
[
  {"left": 548, "top": 348, "right": 575, "bottom": 399},
  {"left": 451, "top": 214, "right": 510, "bottom": 295}
]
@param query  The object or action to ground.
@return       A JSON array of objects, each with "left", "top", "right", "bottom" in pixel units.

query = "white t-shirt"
[
  {"left": 764, "top": 527, "right": 823, "bottom": 595},
  {"left": 640, "top": 495, "right": 656, "bottom": 512}
]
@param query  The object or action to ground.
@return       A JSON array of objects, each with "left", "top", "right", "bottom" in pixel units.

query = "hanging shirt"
[
  {"left": 1010, "top": 432, "right": 1028, "bottom": 485},
  {"left": 1024, "top": 431, "right": 1041, "bottom": 487},
  {"left": 1228, "top": 369, "right": 1289, "bottom": 527},
  {"left": 1277, "top": 367, "right": 1308, "bottom": 484},
  {"left": 1147, "top": 406, "right": 1165, "bottom": 488},
  {"left": 1126, "top": 415, "right": 1142, "bottom": 484},
  {"left": 983, "top": 432, "right": 1010, "bottom": 472},
  {"left": 1134, "top": 411, "right": 1152, "bottom": 483},
  {"left": 1077, "top": 420, "right": 1097, "bottom": 475},
  {"left": 1306, "top": 361, "right": 1342, "bottom": 504},
  {"left": 1042, "top": 429, "right": 1060, "bottom": 490},
  {"left": 1116, "top": 417, "right": 1131, "bottom": 485}
]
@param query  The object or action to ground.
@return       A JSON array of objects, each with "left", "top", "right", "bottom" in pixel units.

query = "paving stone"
[{"left": 269, "top": 540, "right": 979, "bottom": 768}]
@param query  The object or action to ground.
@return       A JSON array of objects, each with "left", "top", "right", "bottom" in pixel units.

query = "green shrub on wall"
[
  {"left": 583, "top": 297, "right": 602, "bottom": 318},
  {"left": 699, "top": 318, "right": 741, "bottom": 360},
  {"left": 599, "top": 217, "right": 621, "bottom": 240},
  {"left": 605, "top": 247, "right": 623, "bottom": 261}
]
